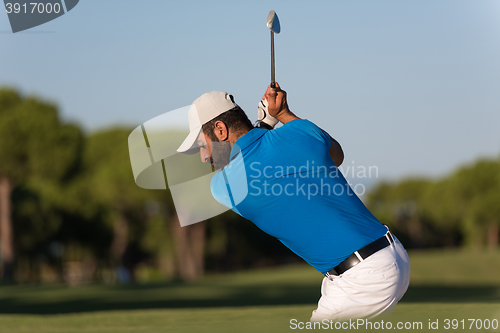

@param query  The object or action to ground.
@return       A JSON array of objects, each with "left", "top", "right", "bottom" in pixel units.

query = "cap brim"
[{"left": 177, "top": 126, "right": 202, "bottom": 155}]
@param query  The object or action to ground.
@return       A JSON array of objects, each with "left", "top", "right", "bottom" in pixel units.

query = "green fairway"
[{"left": 0, "top": 249, "right": 499, "bottom": 333}]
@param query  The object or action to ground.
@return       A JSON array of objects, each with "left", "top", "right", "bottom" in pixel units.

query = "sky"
[{"left": 1, "top": 0, "right": 500, "bottom": 185}]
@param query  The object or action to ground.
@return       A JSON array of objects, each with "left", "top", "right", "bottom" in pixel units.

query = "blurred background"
[
  {"left": 1, "top": 86, "right": 499, "bottom": 285},
  {"left": 0, "top": 0, "right": 499, "bottom": 298}
]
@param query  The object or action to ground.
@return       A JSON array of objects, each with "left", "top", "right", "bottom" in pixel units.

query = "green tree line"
[
  {"left": 1, "top": 88, "right": 498, "bottom": 284},
  {"left": 366, "top": 159, "right": 500, "bottom": 250},
  {"left": 0, "top": 88, "right": 294, "bottom": 284}
]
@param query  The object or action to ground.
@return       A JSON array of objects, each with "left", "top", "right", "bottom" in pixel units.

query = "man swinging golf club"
[
  {"left": 176, "top": 82, "right": 410, "bottom": 321},
  {"left": 176, "top": 11, "right": 410, "bottom": 321}
]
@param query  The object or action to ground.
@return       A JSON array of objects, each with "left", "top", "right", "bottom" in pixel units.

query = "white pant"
[{"left": 311, "top": 235, "right": 411, "bottom": 321}]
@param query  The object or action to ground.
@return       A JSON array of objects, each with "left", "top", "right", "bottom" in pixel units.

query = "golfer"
[{"left": 177, "top": 83, "right": 410, "bottom": 321}]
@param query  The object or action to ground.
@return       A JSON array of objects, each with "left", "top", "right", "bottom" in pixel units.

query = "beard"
[{"left": 210, "top": 140, "right": 232, "bottom": 170}]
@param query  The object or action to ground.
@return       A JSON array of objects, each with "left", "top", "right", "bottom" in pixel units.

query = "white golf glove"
[{"left": 255, "top": 99, "right": 279, "bottom": 129}]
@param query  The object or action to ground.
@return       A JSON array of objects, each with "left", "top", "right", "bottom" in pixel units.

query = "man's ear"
[{"left": 213, "top": 120, "right": 229, "bottom": 141}]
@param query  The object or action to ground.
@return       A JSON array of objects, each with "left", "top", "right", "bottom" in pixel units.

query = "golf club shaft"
[{"left": 271, "top": 30, "right": 275, "bottom": 89}]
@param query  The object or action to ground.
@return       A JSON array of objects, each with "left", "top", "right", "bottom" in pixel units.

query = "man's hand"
[
  {"left": 263, "top": 82, "right": 299, "bottom": 124},
  {"left": 262, "top": 82, "right": 344, "bottom": 166},
  {"left": 255, "top": 98, "right": 279, "bottom": 129}
]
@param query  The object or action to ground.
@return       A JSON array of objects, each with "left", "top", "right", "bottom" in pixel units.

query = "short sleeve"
[{"left": 278, "top": 119, "right": 331, "bottom": 149}]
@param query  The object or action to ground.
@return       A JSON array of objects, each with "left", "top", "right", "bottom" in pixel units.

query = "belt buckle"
[
  {"left": 385, "top": 231, "right": 395, "bottom": 244},
  {"left": 325, "top": 268, "right": 339, "bottom": 278}
]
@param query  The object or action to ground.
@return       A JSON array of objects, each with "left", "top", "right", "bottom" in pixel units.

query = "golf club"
[{"left": 266, "top": 10, "right": 280, "bottom": 90}]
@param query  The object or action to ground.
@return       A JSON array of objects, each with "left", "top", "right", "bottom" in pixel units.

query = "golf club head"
[{"left": 266, "top": 10, "right": 280, "bottom": 34}]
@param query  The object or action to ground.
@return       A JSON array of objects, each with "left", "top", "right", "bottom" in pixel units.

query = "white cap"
[{"left": 177, "top": 91, "right": 238, "bottom": 154}]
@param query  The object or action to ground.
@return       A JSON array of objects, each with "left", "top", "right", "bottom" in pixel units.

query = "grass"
[{"left": 0, "top": 249, "right": 499, "bottom": 333}]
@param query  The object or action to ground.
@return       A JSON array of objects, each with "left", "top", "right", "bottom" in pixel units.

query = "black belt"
[{"left": 326, "top": 232, "right": 395, "bottom": 277}]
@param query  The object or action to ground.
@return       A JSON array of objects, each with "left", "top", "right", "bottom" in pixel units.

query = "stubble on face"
[
  {"left": 199, "top": 131, "right": 231, "bottom": 170},
  {"left": 210, "top": 140, "right": 232, "bottom": 170}
]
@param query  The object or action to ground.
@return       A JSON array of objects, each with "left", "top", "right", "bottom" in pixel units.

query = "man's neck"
[{"left": 228, "top": 127, "right": 251, "bottom": 147}]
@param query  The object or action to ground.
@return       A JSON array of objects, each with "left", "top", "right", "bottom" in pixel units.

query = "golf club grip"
[
  {"left": 259, "top": 122, "right": 274, "bottom": 130},
  {"left": 271, "top": 30, "right": 275, "bottom": 90}
]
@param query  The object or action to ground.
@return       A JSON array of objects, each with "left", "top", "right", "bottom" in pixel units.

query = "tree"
[
  {"left": 0, "top": 89, "right": 22, "bottom": 280},
  {"left": 139, "top": 130, "right": 208, "bottom": 281},
  {"left": 367, "top": 178, "right": 433, "bottom": 248},
  {"left": 369, "top": 157, "right": 500, "bottom": 250},
  {"left": 82, "top": 128, "right": 154, "bottom": 281},
  {"left": 449, "top": 159, "right": 500, "bottom": 249},
  {"left": 0, "top": 89, "right": 83, "bottom": 281}
]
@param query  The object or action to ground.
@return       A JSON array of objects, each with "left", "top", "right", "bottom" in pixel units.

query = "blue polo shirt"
[{"left": 211, "top": 119, "right": 387, "bottom": 274}]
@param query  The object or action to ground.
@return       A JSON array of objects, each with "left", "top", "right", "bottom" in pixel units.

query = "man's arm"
[
  {"left": 322, "top": 132, "right": 344, "bottom": 167},
  {"left": 264, "top": 83, "right": 344, "bottom": 166}
]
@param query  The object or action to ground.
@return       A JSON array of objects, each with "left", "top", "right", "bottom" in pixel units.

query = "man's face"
[
  {"left": 198, "top": 130, "right": 231, "bottom": 170},
  {"left": 197, "top": 131, "right": 213, "bottom": 167}
]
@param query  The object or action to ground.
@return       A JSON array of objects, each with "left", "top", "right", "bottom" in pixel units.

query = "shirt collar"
[{"left": 230, "top": 128, "right": 267, "bottom": 160}]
